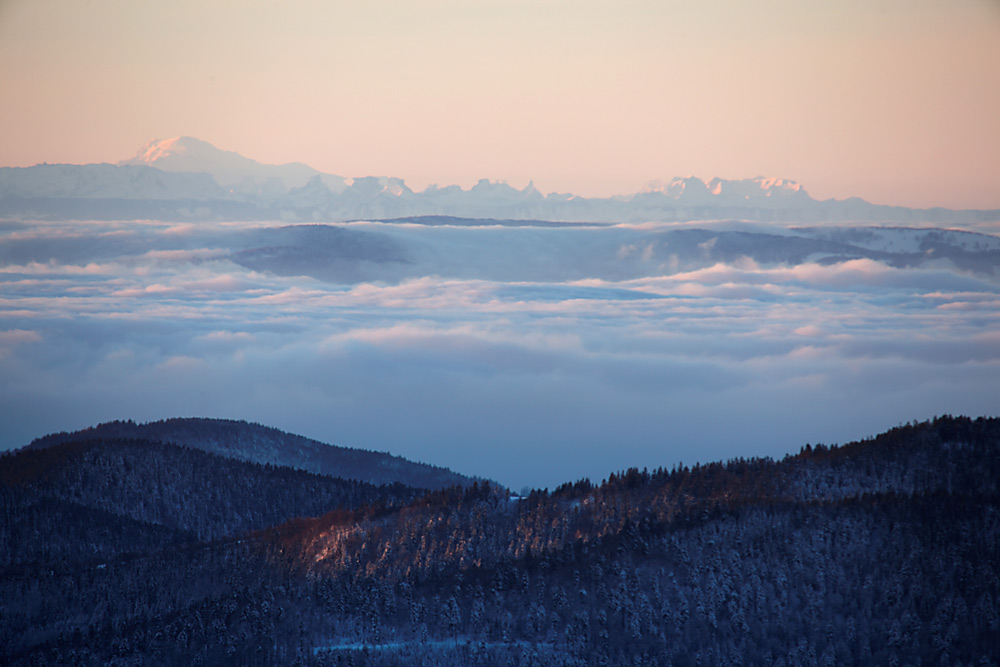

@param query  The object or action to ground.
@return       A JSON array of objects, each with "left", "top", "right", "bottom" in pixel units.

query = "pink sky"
[{"left": 1, "top": 0, "right": 998, "bottom": 209}]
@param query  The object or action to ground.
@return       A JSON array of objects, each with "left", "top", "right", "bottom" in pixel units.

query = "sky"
[{"left": 1, "top": 0, "right": 999, "bottom": 209}]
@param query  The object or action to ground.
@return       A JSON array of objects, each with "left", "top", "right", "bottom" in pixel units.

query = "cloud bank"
[{"left": 1, "top": 218, "right": 998, "bottom": 489}]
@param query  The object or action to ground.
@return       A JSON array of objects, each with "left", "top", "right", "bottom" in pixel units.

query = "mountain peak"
[
  {"left": 119, "top": 137, "right": 346, "bottom": 192},
  {"left": 119, "top": 136, "right": 266, "bottom": 180},
  {"left": 754, "top": 176, "right": 802, "bottom": 191},
  {"left": 123, "top": 136, "right": 228, "bottom": 168},
  {"left": 639, "top": 176, "right": 808, "bottom": 201}
]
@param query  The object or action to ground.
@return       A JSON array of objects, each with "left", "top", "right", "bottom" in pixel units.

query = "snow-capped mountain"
[
  {"left": 120, "top": 136, "right": 348, "bottom": 195},
  {"left": 640, "top": 176, "right": 807, "bottom": 203},
  {"left": 2, "top": 138, "right": 998, "bottom": 224}
]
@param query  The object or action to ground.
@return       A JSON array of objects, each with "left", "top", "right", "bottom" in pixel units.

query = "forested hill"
[
  {"left": 0, "top": 437, "right": 427, "bottom": 563},
  {"left": 2, "top": 416, "right": 998, "bottom": 666},
  {"left": 24, "top": 417, "right": 475, "bottom": 490},
  {"left": 269, "top": 415, "right": 1000, "bottom": 577}
]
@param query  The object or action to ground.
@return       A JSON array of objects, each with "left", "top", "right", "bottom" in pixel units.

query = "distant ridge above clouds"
[{"left": 2, "top": 137, "right": 998, "bottom": 224}]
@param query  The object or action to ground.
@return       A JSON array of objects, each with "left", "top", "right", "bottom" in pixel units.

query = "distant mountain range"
[{"left": 2, "top": 137, "right": 998, "bottom": 223}]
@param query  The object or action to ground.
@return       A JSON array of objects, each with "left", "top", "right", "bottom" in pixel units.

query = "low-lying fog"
[{"left": 2, "top": 217, "right": 998, "bottom": 489}]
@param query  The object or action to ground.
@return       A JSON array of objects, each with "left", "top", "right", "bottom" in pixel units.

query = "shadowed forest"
[{"left": 1, "top": 415, "right": 998, "bottom": 665}]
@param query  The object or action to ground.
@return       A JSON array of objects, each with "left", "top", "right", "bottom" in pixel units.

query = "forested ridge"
[
  {"left": 26, "top": 417, "right": 475, "bottom": 490},
  {"left": 1, "top": 437, "right": 425, "bottom": 560},
  {"left": 1, "top": 415, "right": 998, "bottom": 665}
]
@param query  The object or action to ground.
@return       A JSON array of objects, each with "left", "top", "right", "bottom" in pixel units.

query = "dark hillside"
[
  {"left": 2, "top": 416, "right": 998, "bottom": 666},
  {"left": 0, "top": 437, "right": 425, "bottom": 555},
  {"left": 0, "top": 488, "right": 196, "bottom": 566}
]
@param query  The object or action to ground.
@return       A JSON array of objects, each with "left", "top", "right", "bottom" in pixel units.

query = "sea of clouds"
[{"left": 1, "top": 217, "right": 998, "bottom": 489}]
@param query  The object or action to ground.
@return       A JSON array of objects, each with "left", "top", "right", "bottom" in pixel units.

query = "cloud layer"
[{"left": 2, "top": 218, "right": 998, "bottom": 489}]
